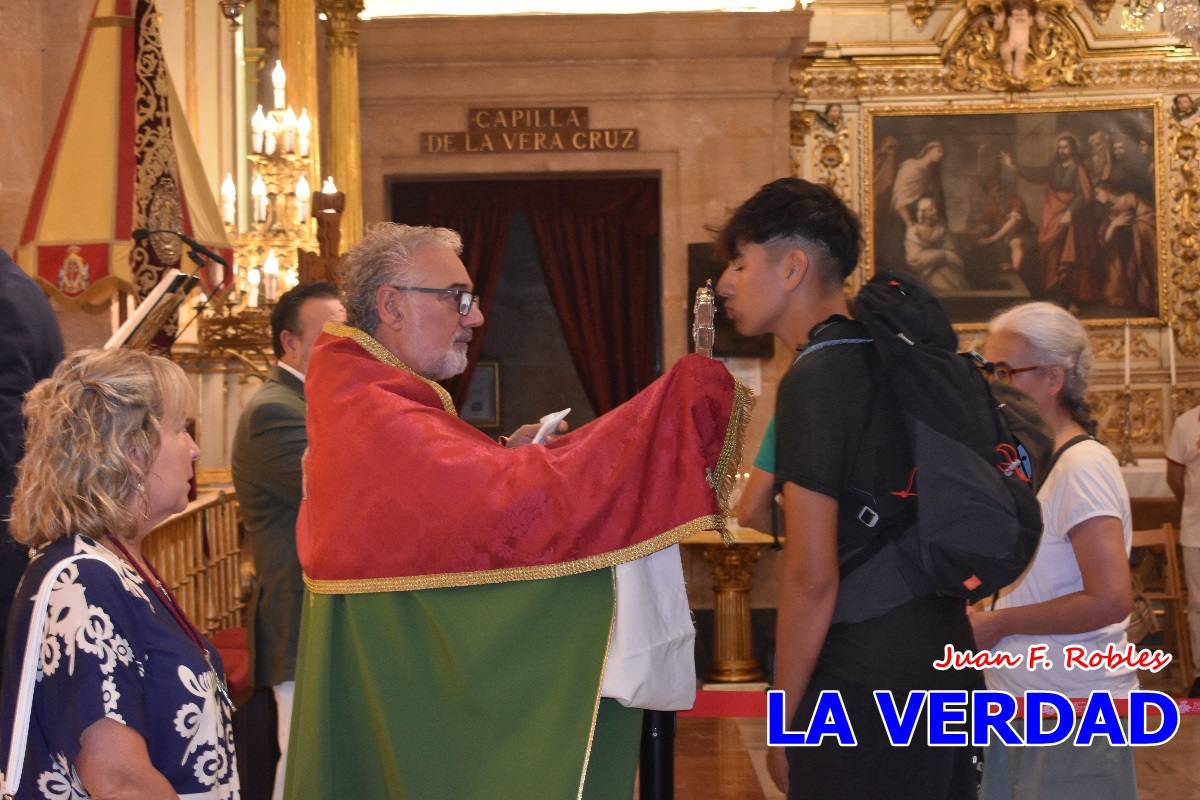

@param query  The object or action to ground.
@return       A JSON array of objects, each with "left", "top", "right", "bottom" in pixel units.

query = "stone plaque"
[{"left": 423, "top": 106, "right": 638, "bottom": 155}]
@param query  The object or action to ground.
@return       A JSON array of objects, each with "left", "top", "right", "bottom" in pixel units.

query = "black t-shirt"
[{"left": 775, "top": 315, "right": 980, "bottom": 692}]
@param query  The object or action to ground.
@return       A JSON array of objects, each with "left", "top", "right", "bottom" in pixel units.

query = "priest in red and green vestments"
[{"left": 285, "top": 225, "right": 750, "bottom": 799}]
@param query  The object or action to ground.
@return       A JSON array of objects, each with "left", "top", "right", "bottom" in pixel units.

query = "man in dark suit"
[
  {"left": 0, "top": 250, "right": 64, "bottom": 676},
  {"left": 231, "top": 281, "right": 344, "bottom": 800}
]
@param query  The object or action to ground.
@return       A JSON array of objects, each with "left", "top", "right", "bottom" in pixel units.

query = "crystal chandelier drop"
[
  {"left": 1121, "top": 0, "right": 1154, "bottom": 30},
  {"left": 1163, "top": 0, "right": 1200, "bottom": 51}
]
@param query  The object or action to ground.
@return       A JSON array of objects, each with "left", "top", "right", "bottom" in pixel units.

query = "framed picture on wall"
[
  {"left": 686, "top": 243, "right": 775, "bottom": 358},
  {"left": 462, "top": 362, "right": 500, "bottom": 428},
  {"left": 866, "top": 102, "right": 1164, "bottom": 327}
]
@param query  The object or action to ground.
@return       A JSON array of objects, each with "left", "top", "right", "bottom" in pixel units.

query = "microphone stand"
[
  {"left": 171, "top": 249, "right": 211, "bottom": 343},
  {"left": 135, "top": 230, "right": 229, "bottom": 346}
]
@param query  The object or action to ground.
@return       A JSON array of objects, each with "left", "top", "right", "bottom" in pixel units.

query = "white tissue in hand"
[{"left": 533, "top": 408, "right": 571, "bottom": 444}]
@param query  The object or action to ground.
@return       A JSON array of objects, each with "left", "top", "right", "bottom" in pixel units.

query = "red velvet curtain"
[
  {"left": 390, "top": 177, "right": 660, "bottom": 410},
  {"left": 524, "top": 179, "right": 659, "bottom": 413}
]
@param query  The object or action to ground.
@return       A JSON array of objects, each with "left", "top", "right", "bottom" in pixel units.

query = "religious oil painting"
[{"left": 867, "top": 103, "right": 1164, "bottom": 326}]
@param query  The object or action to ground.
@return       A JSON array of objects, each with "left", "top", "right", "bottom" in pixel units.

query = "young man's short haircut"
[
  {"left": 270, "top": 281, "right": 342, "bottom": 357},
  {"left": 717, "top": 177, "right": 862, "bottom": 288}
]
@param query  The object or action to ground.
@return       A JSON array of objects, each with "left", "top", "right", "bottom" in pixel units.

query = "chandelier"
[
  {"left": 1120, "top": 0, "right": 1200, "bottom": 49},
  {"left": 1163, "top": 0, "right": 1200, "bottom": 50},
  {"left": 1121, "top": 0, "right": 1154, "bottom": 30},
  {"left": 217, "top": 60, "right": 342, "bottom": 308}
]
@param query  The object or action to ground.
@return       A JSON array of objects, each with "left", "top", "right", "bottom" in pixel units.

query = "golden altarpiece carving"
[{"left": 789, "top": 0, "right": 1200, "bottom": 458}]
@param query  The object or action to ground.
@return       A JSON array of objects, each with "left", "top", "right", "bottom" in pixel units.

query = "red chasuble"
[
  {"left": 288, "top": 324, "right": 750, "bottom": 798},
  {"left": 298, "top": 324, "right": 751, "bottom": 593}
]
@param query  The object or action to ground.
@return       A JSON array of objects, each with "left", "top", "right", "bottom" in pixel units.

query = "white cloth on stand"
[
  {"left": 272, "top": 680, "right": 295, "bottom": 800},
  {"left": 601, "top": 544, "right": 696, "bottom": 711}
]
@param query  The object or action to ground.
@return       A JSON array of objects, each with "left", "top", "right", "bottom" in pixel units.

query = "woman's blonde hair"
[{"left": 9, "top": 348, "right": 193, "bottom": 546}]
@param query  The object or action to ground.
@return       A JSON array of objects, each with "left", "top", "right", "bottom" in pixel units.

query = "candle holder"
[
  {"left": 197, "top": 57, "right": 317, "bottom": 370},
  {"left": 1118, "top": 386, "right": 1138, "bottom": 467},
  {"left": 313, "top": 189, "right": 346, "bottom": 259}
]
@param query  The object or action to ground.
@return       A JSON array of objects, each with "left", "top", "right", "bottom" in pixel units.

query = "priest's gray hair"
[
  {"left": 341, "top": 223, "right": 464, "bottom": 334},
  {"left": 988, "top": 301, "right": 1098, "bottom": 436}
]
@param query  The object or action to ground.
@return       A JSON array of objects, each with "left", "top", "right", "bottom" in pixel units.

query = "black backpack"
[{"left": 821, "top": 272, "right": 1049, "bottom": 624}]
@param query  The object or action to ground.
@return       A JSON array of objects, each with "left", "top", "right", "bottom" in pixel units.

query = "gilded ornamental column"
[
  {"left": 279, "top": 0, "right": 321, "bottom": 188},
  {"left": 317, "top": 0, "right": 364, "bottom": 250},
  {"left": 702, "top": 543, "right": 765, "bottom": 683}
]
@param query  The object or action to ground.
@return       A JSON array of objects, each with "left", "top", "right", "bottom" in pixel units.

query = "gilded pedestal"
[{"left": 702, "top": 543, "right": 765, "bottom": 683}]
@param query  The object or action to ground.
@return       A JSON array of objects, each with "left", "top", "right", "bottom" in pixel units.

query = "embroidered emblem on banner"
[{"left": 57, "top": 246, "right": 90, "bottom": 296}]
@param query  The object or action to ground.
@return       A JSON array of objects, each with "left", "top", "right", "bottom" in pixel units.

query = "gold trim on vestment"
[
  {"left": 90, "top": 15, "right": 135, "bottom": 28},
  {"left": 323, "top": 322, "right": 458, "bottom": 416},
  {"left": 576, "top": 568, "right": 618, "bottom": 800},
  {"left": 711, "top": 379, "right": 754, "bottom": 546},
  {"left": 304, "top": 513, "right": 729, "bottom": 593}
]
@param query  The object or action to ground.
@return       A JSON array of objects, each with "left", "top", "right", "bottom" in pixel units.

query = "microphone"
[{"left": 131, "top": 228, "right": 229, "bottom": 268}]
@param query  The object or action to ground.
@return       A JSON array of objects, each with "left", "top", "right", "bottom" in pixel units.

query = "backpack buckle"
[{"left": 857, "top": 506, "right": 880, "bottom": 528}]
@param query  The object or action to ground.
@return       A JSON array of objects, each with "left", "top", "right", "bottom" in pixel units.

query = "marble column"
[{"left": 317, "top": 0, "right": 364, "bottom": 250}]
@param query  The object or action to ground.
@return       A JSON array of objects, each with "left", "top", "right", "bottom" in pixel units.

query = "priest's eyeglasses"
[
  {"left": 390, "top": 285, "right": 479, "bottom": 316},
  {"left": 968, "top": 351, "right": 1042, "bottom": 384}
]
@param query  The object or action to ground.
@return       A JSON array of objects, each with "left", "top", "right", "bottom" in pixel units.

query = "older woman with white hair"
[
  {"left": 971, "top": 301, "right": 1137, "bottom": 798},
  {"left": 0, "top": 348, "right": 239, "bottom": 799}
]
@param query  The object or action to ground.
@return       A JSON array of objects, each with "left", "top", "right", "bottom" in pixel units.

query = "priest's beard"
[{"left": 430, "top": 340, "right": 470, "bottom": 381}]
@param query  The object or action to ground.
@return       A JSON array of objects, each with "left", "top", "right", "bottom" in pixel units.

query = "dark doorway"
[{"left": 389, "top": 175, "right": 662, "bottom": 435}]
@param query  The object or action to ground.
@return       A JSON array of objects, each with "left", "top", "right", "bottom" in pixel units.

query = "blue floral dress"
[{"left": 0, "top": 534, "right": 239, "bottom": 798}]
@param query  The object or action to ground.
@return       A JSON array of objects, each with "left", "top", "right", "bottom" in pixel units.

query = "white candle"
[
  {"left": 272, "top": 60, "right": 287, "bottom": 110},
  {"left": 263, "top": 249, "right": 280, "bottom": 303},
  {"left": 297, "top": 109, "right": 312, "bottom": 157},
  {"left": 251, "top": 174, "right": 268, "bottom": 224},
  {"left": 294, "top": 174, "right": 311, "bottom": 226},
  {"left": 264, "top": 114, "right": 279, "bottom": 156},
  {"left": 1124, "top": 323, "right": 1131, "bottom": 386},
  {"left": 281, "top": 106, "right": 298, "bottom": 154},
  {"left": 250, "top": 105, "right": 266, "bottom": 154},
  {"left": 1168, "top": 325, "right": 1177, "bottom": 387},
  {"left": 219, "top": 173, "right": 237, "bottom": 227},
  {"left": 322, "top": 176, "right": 338, "bottom": 194},
  {"left": 247, "top": 268, "right": 261, "bottom": 308}
]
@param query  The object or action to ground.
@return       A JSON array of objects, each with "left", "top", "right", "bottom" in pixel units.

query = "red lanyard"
[{"left": 104, "top": 534, "right": 236, "bottom": 711}]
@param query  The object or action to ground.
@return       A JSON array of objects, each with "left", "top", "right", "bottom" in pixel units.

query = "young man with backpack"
[{"left": 716, "top": 178, "right": 985, "bottom": 799}]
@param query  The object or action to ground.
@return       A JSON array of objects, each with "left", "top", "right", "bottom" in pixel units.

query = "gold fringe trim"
[
  {"left": 323, "top": 322, "right": 458, "bottom": 416},
  {"left": 576, "top": 568, "right": 617, "bottom": 800},
  {"left": 710, "top": 379, "right": 755, "bottom": 546},
  {"left": 90, "top": 15, "right": 135, "bottom": 28},
  {"left": 304, "top": 513, "right": 728, "bottom": 593}
]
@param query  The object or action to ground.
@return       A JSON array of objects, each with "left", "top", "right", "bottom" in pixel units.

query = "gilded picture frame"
[{"left": 864, "top": 101, "right": 1165, "bottom": 329}]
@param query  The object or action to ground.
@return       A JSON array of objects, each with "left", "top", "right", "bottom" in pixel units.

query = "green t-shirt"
[{"left": 753, "top": 416, "right": 776, "bottom": 473}]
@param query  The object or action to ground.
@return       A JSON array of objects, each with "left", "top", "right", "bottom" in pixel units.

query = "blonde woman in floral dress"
[{"left": 0, "top": 348, "right": 239, "bottom": 799}]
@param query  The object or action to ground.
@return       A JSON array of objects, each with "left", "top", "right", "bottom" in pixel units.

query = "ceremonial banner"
[{"left": 15, "top": 0, "right": 231, "bottom": 318}]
